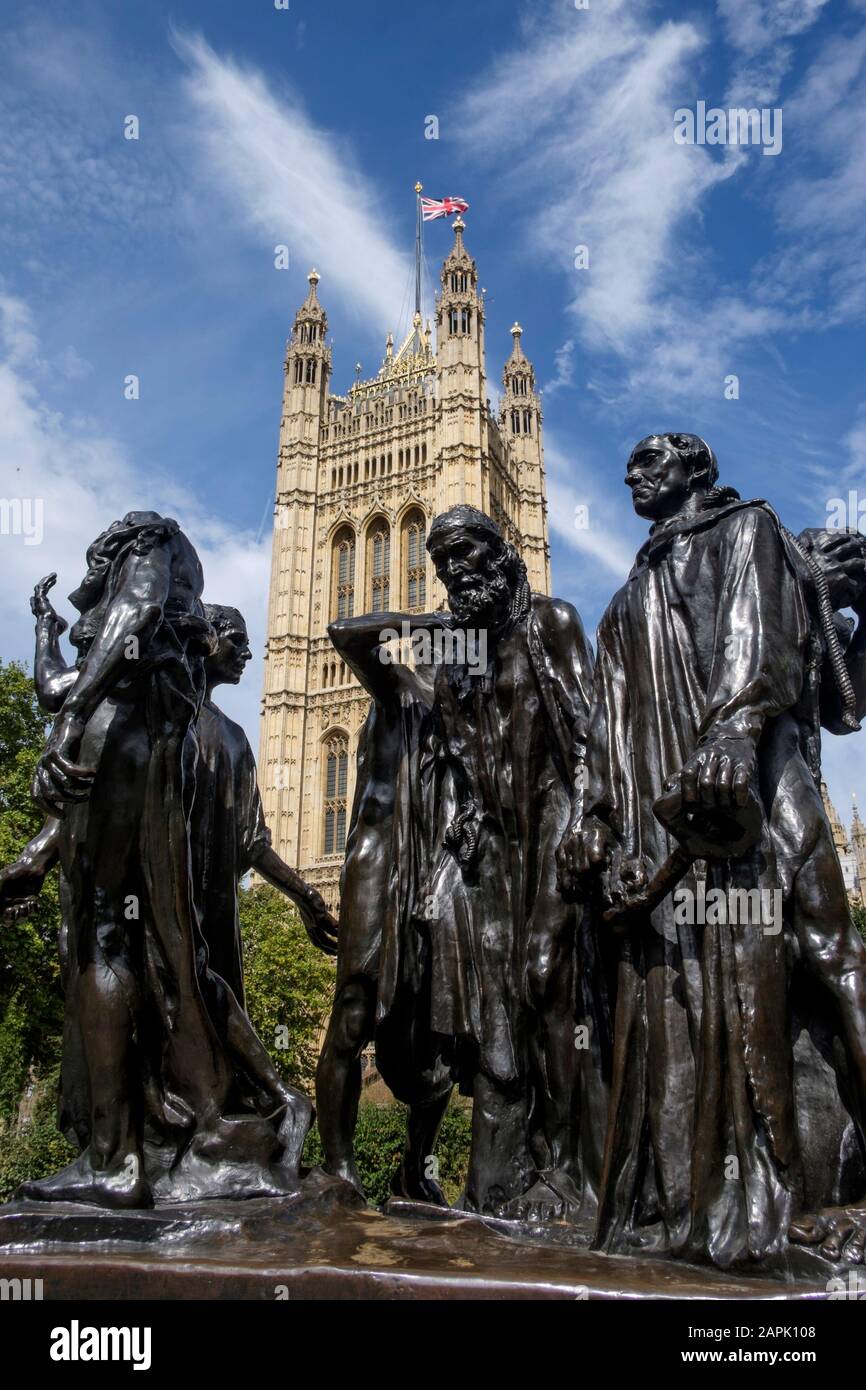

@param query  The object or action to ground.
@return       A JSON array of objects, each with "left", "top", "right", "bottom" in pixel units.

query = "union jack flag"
[{"left": 421, "top": 195, "right": 470, "bottom": 221}]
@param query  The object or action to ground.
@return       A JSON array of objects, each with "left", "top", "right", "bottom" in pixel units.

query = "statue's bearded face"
[
  {"left": 625, "top": 443, "right": 692, "bottom": 521},
  {"left": 428, "top": 528, "right": 511, "bottom": 623},
  {"left": 207, "top": 622, "right": 251, "bottom": 687}
]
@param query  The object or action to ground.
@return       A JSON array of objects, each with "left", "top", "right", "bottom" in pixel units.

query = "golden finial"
[{"left": 415, "top": 181, "right": 423, "bottom": 194}]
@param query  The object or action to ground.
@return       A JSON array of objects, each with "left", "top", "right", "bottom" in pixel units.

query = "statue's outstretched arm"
[
  {"left": 328, "top": 610, "right": 448, "bottom": 704},
  {"left": 0, "top": 816, "right": 61, "bottom": 920},
  {"left": 30, "top": 574, "right": 77, "bottom": 713},
  {"left": 250, "top": 844, "right": 338, "bottom": 954}
]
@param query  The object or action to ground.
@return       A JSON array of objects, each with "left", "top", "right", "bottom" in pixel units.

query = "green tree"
[
  {"left": 853, "top": 901, "right": 866, "bottom": 946},
  {"left": 239, "top": 882, "right": 335, "bottom": 1089},
  {"left": 0, "top": 661, "right": 63, "bottom": 1121},
  {"left": 302, "top": 1099, "right": 472, "bottom": 1207}
]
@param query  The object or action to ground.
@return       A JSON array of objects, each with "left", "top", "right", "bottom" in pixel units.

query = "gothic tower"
[
  {"left": 259, "top": 221, "right": 551, "bottom": 906},
  {"left": 500, "top": 322, "right": 551, "bottom": 594},
  {"left": 851, "top": 795, "right": 866, "bottom": 907}
]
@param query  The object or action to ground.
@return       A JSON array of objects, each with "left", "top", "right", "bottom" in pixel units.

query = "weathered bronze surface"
[
  {"left": 0, "top": 516, "right": 335, "bottom": 1209},
  {"left": 0, "top": 1182, "right": 837, "bottom": 1300},
  {"left": 3, "top": 457, "right": 865, "bottom": 1296}
]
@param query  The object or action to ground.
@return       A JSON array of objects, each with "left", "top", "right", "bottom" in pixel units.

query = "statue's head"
[
  {"left": 426, "top": 505, "right": 527, "bottom": 623},
  {"left": 202, "top": 604, "right": 250, "bottom": 687},
  {"left": 625, "top": 433, "right": 718, "bottom": 521}
]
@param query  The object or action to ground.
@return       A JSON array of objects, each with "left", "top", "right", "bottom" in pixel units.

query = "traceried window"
[
  {"left": 403, "top": 510, "right": 427, "bottom": 613},
  {"left": 332, "top": 526, "right": 355, "bottom": 619},
  {"left": 323, "top": 732, "right": 349, "bottom": 855},
  {"left": 367, "top": 519, "right": 391, "bottom": 613}
]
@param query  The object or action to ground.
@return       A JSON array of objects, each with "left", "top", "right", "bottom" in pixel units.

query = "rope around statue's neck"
[{"left": 783, "top": 526, "right": 861, "bottom": 732}]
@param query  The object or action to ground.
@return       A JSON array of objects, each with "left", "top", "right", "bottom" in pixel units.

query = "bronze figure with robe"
[{"left": 561, "top": 434, "right": 866, "bottom": 1268}]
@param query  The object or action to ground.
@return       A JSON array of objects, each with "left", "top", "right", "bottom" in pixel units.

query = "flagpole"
[{"left": 414, "top": 181, "right": 423, "bottom": 319}]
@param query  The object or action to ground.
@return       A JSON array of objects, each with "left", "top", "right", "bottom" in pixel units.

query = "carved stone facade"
[
  {"left": 821, "top": 782, "right": 866, "bottom": 907},
  {"left": 259, "top": 220, "right": 551, "bottom": 906}
]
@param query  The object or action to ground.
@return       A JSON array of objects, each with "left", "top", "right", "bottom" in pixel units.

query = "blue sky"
[{"left": 1, "top": 0, "right": 864, "bottom": 822}]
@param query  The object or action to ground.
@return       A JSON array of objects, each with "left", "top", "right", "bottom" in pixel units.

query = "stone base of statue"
[{"left": 0, "top": 1171, "right": 840, "bottom": 1300}]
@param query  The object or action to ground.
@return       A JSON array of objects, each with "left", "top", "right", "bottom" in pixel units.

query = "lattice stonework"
[
  {"left": 333, "top": 528, "right": 355, "bottom": 620},
  {"left": 259, "top": 235, "right": 551, "bottom": 906},
  {"left": 404, "top": 510, "right": 427, "bottom": 613},
  {"left": 367, "top": 520, "right": 390, "bottom": 613},
  {"left": 323, "top": 732, "right": 349, "bottom": 857}
]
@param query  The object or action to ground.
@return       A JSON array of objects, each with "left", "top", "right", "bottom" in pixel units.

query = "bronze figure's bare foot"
[
  {"left": 273, "top": 1090, "right": 314, "bottom": 1180},
  {"left": 324, "top": 1158, "right": 366, "bottom": 1198},
  {"left": 17, "top": 1151, "right": 152, "bottom": 1210},
  {"left": 390, "top": 1158, "right": 448, "bottom": 1207},
  {"left": 505, "top": 1169, "right": 582, "bottom": 1224},
  {"left": 789, "top": 1204, "right": 866, "bottom": 1263}
]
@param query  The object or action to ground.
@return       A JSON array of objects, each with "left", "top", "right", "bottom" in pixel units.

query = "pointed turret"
[
  {"left": 851, "top": 795, "right": 866, "bottom": 905},
  {"left": 434, "top": 218, "right": 487, "bottom": 510},
  {"left": 285, "top": 269, "right": 330, "bottom": 400},
  {"left": 499, "top": 323, "right": 550, "bottom": 593}
]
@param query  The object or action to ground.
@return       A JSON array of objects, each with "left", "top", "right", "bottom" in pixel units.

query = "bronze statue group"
[{"left": 3, "top": 432, "right": 866, "bottom": 1275}]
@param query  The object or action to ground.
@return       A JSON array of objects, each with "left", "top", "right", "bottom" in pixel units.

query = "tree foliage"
[
  {"left": 0, "top": 661, "right": 64, "bottom": 1120},
  {"left": 303, "top": 1099, "right": 473, "bottom": 1207},
  {"left": 239, "top": 882, "right": 335, "bottom": 1089}
]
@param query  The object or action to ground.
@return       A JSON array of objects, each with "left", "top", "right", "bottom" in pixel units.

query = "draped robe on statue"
[
  {"left": 57, "top": 517, "right": 283, "bottom": 1202},
  {"left": 585, "top": 499, "right": 865, "bottom": 1267},
  {"left": 381, "top": 595, "right": 611, "bottom": 1207},
  {"left": 188, "top": 702, "right": 271, "bottom": 1008}
]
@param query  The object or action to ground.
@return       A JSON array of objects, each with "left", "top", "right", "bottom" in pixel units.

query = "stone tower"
[
  {"left": 259, "top": 221, "right": 551, "bottom": 906},
  {"left": 851, "top": 795, "right": 866, "bottom": 907},
  {"left": 821, "top": 781, "right": 865, "bottom": 906}
]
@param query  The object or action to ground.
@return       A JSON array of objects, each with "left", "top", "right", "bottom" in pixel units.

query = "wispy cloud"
[
  {"left": 172, "top": 30, "right": 410, "bottom": 332},
  {"left": 544, "top": 431, "right": 639, "bottom": 584},
  {"left": 718, "top": 0, "right": 832, "bottom": 102},
  {"left": 458, "top": 0, "right": 734, "bottom": 361},
  {"left": 543, "top": 338, "right": 576, "bottom": 396}
]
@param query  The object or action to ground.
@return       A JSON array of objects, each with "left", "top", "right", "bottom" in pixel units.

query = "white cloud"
[
  {"left": 458, "top": 2, "right": 734, "bottom": 360},
  {"left": 0, "top": 293, "right": 270, "bottom": 750},
  {"left": 545, "top": 432, "right": 639, "bottom": 583},
  {"left": 543, "top": 339, "right": 576, "bottom": 396},
  {"left": 717, "top": 0, "right": 832, "bottom": 104},
  {"left": 718, "top": 0, "right": 831, "bottom": 54},
  {"left": 172, "top": 30, "right": 411, "bottom": 333},
  {"left": 455, "top": 0, "right": 865, "bottom": 408}
]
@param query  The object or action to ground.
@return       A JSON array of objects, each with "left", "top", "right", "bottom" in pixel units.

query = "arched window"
[
  {"left": 403, "top": 509, "right": 427, "bottom": 613},
  {"left": 367, "top": 518, "right": 391, "bottom": 613},
  {"left": 323, "top": 732, "right": 349, "bottom": 855},
  {"left": 332, "top": 526, "right": 355, "bottom": 619}
]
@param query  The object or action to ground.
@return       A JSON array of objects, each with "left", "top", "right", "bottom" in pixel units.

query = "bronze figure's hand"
[
  {"left": 30, "top": 573, "right": 68, "bottom": 633},
  {"left": 31, "top": 712, "right": 94, "bottom": 816},
  {"left": 298, "top": 891, "right": 339, "bottom": 956},
  {"left": 677, "top": 736, "right": 755, "bottom": 811}
]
